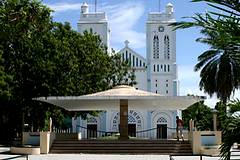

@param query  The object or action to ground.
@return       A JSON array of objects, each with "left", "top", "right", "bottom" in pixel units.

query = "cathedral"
[{"left": 74, "top": 2, "right": 182, "bottom": 139}]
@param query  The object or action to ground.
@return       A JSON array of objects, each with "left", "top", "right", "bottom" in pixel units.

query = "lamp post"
[{"left": 212, "top": 109, "right": 218, "bottom": 131}]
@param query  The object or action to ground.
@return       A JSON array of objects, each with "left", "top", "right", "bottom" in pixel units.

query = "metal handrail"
[{"left": 75, "top": 125, "right": 188, "bottom": 139}]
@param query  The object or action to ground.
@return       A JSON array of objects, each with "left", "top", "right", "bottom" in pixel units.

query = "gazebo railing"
[
  {"left": 74, "top": 125, "right": 188, "bottom": 140},
  {"left": 76, "top": 125, "right": 118, "bottom": 139}
]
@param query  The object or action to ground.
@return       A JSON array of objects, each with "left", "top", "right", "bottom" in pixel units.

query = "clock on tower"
[{"left": 158, "top": 26, "right": 164, "bottom": 32}]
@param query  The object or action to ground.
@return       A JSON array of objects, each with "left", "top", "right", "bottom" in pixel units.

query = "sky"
[{"left": 42, "top": 0, "right": 240, "bottom": 108}]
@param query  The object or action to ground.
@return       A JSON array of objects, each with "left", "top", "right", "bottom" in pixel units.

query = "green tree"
[
  {"left": 220, "top": 100, "right": 240, "bottom": 160},
  {"left": 220, "top": 116, "right": 240, "bottom": 160},
  {"left": 227, "top": 99, "right": 240, "bottom": 115},
  {"left": 173, "top": 1, "right": 240, "bottom": 159},
  {"left": 182, "top": 101, "right": 212, "bottom": 130},
  {"left": 0, "top": 0, "right": 54, "bottom": 135},
  {"left": 0, "top": 47, "right": 12, "bottom": 101},
  {"left": 106, "top": 52, "right": 137, "bottom": 87},
  {"left": 127, "top": 69, "right": 137, "bottom": 86},
  {"left": 214, "top": 101, "right": 228, "bottom": 131},
  {"left": 0, "top": 0, "right": 134, "bottom": 138}
]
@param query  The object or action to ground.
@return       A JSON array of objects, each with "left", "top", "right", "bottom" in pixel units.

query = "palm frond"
[
  {"left": 191, "top": 0, "right": 240, "bottom": 13},
  {"left": 171, "top": 21, "right": 200, "bottom": 30},
  {"left": 194, "top": 50, "right": 219, "bottom": 71},
  {"left": 209, "top": 11, "right": 240, "bottom": 19},
  {"left": 198, "top": 57, "right": 219, "bottom": 96},
  {"left": 207, "top": 3, "right": 240, "bottom": 17}
]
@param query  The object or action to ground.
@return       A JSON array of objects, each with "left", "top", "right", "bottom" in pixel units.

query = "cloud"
[
  {"left": 178, "top": 65, "right": 200, "bottom": 94},
  {"left": 46, "top": 1, "right": 146, "bottom": 52},
  {"left": 47, "top": 2, "right": 82, "bottom": 12},
  {"left": 101, "top": 2, "right": 146, "bottom": 51}
]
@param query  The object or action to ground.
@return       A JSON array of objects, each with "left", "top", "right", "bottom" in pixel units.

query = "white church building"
[{"left": 72, "top": 2, "right": 186, "bottom": 139}]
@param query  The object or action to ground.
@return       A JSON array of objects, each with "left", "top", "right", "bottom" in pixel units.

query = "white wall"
[{"left": 134, "top": 69, "right": 147, "bottom": 91}]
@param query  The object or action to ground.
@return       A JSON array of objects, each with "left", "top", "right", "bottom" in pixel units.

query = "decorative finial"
[
  {"left": 81, "top": 2, "right": 89, "bottom": 14},
  {"left": 166, "top": 3, "right": 174, "bottom": 14}
]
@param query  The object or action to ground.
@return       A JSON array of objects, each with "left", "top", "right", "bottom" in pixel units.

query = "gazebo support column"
[{"left": 119, "top": 99, "right": 128, "bottom": 140}]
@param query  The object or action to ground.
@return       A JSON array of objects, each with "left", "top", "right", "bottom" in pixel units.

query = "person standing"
[{"left": 176, "top": 116, "right": 184, "bottom": 141}]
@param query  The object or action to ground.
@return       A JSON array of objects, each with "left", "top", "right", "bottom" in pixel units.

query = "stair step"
[
  {"left": 51, "top": 147, "right": 191, "bottom": 150},
  {"left": 50, "top": 139, "right": 192, "bottom": 155},
  {"left": 52, "top": 144, "right": 190, "bottom": 146},
  {"left": 50, "top": 149, "right": 192, "bottom": 153},
  {"left": 53, "top": 140, "right": 189, "bottom": 143}
]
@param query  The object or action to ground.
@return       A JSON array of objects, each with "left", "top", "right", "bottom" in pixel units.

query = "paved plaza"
[{"left": 0, "top": 147, "right": 221, "bottom": 160}]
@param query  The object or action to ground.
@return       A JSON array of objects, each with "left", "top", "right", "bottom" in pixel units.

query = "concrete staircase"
[
  {"left": 50, "top": 139, "right": 192, "bottom": 155},
  {"left": 231, "top": 148, "right": 240, "bottom": 160}
]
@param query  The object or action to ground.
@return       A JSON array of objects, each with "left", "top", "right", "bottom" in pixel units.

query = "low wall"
[
  {"left": 39, "top": 132, "right": 81, "bottom": 154},
  {"left": 21, "top": 132, "right": 58, "bottom": 154},
  {"left": 10, "top": 132, "right": 41, "bottom": 155},
  {"left": 40, "top": 132, "right": 56, "bottom": 154},
  {"left": 189, "top": 131, "right": 221, "bottom": 156},
  {"left": 22, "top": 132, "right": 40, "bottom": 146},
  {"left": 11, "top": 146, "right": 40, "bottom": 155}
]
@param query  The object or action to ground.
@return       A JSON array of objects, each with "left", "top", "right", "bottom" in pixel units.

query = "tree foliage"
[
  {"left": 0, "top": 0, "right": 135, "bottom": 136},
  {"left": 0, "top": 47, "right": 12, "bottom": 101},
  {"left": 182, "top": 101, "right": 212, "bottom": 130},
  {"left": 220, "top": 115, "right": 240, "bottom": 160},
  {"left": 227, "top": 99, "right": 240, "bottom": 115}
]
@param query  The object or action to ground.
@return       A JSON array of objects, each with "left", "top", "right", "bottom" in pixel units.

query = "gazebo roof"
[
  {"left": 80, "top": 85, "right": 161, "bottom": 98},
  {"left": 35, "top": 85, "right": 203, "bottom": 111}
]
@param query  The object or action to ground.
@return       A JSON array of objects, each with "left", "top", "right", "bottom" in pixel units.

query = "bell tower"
[
  {"left": 146, "top": 2, "right": 179, "bottom": 96},
  {"left": 78, "top": 2, "right": 110, "bottom": 53}
]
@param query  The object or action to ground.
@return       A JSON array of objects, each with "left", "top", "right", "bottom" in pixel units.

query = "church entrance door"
[
  {"left": 87, "top": 124, "right": 97, "bottom": 139},
  {"left": 157, "top": 124, "right": 167, "bottom": 139},
  {"left": 128, "top": 124, "right": 136, "bottom": 137}
]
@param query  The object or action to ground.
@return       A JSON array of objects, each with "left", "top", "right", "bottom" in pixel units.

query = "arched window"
[
  {"left": 111, "top": 110, "right": 143, "bottom": 131},
  {"left": 164, "top": 35, "right": 170, "bottom": 60},
  {"left": 128, "top": 115, "right": 136, "bottom": 123},
  {"left": 157, "top": 117, "right": 167, "bottom": 123},
  {"left": 153, "top": 35, "right": 159, "bottom": 59}
]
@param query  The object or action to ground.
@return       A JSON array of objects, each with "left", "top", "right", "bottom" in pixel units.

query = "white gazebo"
[{"left": 35, "top": 85, "right": 203, "bottom": 139}]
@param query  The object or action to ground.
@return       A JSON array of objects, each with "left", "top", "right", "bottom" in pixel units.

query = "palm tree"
[
  {"left": 174, "top": 0, "right": 240, "bottom": 103},
  {"left": 173, "top": 0, "right": 240, "bottom": 159},
  {"left": 182, "top": 101, "right": 213, "bottom": 130}
]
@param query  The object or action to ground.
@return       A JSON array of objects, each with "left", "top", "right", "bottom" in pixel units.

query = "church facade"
[{"left": 73, "top": 2, "right": 182, "bottom": 139}]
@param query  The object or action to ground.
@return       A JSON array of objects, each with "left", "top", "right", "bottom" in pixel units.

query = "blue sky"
[{"left": 42, "top": 0, "right": 240, "bottom": 107}]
